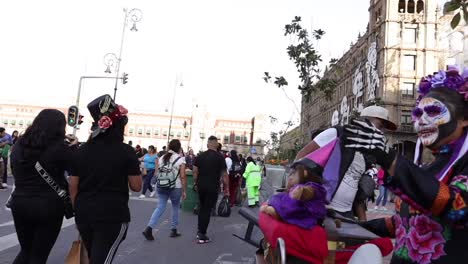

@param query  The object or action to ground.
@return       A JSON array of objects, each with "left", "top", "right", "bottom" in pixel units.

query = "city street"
[{"left": 0, "top": 179, "right": 260, "bottom": 264}]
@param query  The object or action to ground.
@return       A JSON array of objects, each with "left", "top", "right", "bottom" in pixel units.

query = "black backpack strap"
[{"left": 172, "top": 156, "right": 182, "bottom": 167}]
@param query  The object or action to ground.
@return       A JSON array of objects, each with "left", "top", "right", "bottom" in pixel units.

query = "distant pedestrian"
[
  {"left": 193, "top": 136, "right": 229, "bottom": 244},
  {"left": 70, "top": 95, "right": 142, "bottom": 264},
  {"left": 142, "top": 139, "right": 187, "bottom": 240},
  {"left": 139, "top": 145, "right": 158, "bottom": 199},
  {"left": 11, "top": 130, "right": 19, "bottom": 145},
  {"left": 226, "top": 150, "right": 243, "bottom": 207},
  {"left": 0, "top": 127, "right": 13, "bottom": 188},
  {"left": 135, "top": 145, "right": 144, "bottom": 159},
  {"left": 243, "top": 157, "right": 262, "bottom": 207},
  {"left": 10, "top": 109, "right": 78, "bottom": 263},
  {"left": 158, "top": 146, "right": 167, "bottom": 157},
  {"left": 186, "top": 149, "right": 195, "bottom": 170},
  {"left": 374, "top": 168, "right": 388, "bottom": 211}
]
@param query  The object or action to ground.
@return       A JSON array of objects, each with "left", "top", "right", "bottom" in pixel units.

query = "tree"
[
  {"left": 444, "top": 0, "right": 468, "bottom": 29},
  {"left": 263, "top": 16, "right": 337, "bottom": 103}
]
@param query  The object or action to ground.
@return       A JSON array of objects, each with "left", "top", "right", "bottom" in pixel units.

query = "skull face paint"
[{"left": 412, "top": 97, "right": 453, "bottom": 146}]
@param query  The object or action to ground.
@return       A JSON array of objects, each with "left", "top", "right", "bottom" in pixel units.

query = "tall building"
[{"left": 301, "top": 0, "right": 451, "bottom": 159}]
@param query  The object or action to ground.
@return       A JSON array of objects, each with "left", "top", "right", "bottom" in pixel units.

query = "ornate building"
[
  {"left": 0, "top": 102, "right": 269, "bottom": 157},
  {"left": 301, "top": 0, "right": 450, "bottom": 159}
]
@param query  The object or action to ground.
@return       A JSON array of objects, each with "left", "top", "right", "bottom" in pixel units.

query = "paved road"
[{"left": 0, "top": 181, "right": 259, "bottom": 264}]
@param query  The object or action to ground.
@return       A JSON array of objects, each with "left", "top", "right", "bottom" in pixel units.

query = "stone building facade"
[{"left": 301, "top": 0, "right": 450, "bottom": 158}]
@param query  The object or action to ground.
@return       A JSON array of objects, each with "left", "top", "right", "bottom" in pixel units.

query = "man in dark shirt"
[{"left": 193, "top": 136, "right": 228, "bottom": 243}]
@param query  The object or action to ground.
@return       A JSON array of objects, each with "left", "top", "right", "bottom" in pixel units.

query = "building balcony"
[{"left": 399, "top": 124, "right": 414, "bottom": 133}]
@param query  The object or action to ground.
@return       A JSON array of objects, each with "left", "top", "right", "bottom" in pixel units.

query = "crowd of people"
[{"left": 1, "top": 94, "right": 266, "bottom": 263}]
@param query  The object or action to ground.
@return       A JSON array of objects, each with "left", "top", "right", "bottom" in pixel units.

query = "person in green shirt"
[{"left": 243, "top": 157, "right": 262, "bottom": 207}]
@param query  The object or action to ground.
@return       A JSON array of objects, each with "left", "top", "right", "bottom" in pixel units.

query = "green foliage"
[
  {"left": 263, "top": 16, "right": 335, "bottom": 102},
  {"left": 444, "top": 0, "right": 468, "bottom": 29}
]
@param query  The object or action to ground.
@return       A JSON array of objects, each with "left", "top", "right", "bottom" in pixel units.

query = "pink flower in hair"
[
  {"left": 98, "top": 116, "right": 113, "bottom": 129},
  {"left": 117, "top": 105, "right": 128, "bottom": 115}
]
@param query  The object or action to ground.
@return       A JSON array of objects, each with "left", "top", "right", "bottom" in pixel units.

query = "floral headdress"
[
  {"left": 417, "top": 66, "right": 468, "bottom": 103},
  {"left": 87, "top": 94, "right": 128, "bottom": 138}
]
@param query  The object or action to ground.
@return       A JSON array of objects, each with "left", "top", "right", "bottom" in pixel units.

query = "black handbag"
[
  {"left": 217, "top": 196, "right": 231, "bottom": 217},
  {"left": 35, "top": 162, "right": 74, "bottom": 219}
]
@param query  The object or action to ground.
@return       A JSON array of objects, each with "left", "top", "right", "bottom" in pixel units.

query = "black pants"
[
  {"left": 11, "top": 195, "right": 64, "bottom": 264},
  {"left": 2, "top": 156, "right": 7, "bottom": 184},
  {"left": 77, "top": 222, "right": 128, "bottom": 264},
  {"left": 197, "top": 191, "right": 218, "bottom": 235}
]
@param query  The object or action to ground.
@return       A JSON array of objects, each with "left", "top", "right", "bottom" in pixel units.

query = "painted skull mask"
[{"left": 412, "top": 97, "right": 456, "bottom": 147}]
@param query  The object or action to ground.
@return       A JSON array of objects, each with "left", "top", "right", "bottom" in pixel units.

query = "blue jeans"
[
  {"left": 147, "top": 188, "right": 182, "bottom": 229},
  {"left": 376, "top": 185, "right": 388, "bottom": 206},
  {"left": 142, "top": 169, "right": 155, "bottom": 195}
]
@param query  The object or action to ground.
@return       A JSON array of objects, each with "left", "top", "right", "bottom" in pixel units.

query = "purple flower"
[
  {"left": 418, "top": 76, "right": 432, "bottom": 95},
  {"left": 406, "top": 215, "right": 446, "bottom": 264},
  {"left": 431, "top": 71, "right": 446, "bottom": 88},
  {"left": 394, "top": 215, "right": 406, "bottom": 251},
  {"left": 460, "top": 81, "right": 468, "bottom": 101},
  {"left": 443, "top": 70, "right": 464, "bottom": 90}
]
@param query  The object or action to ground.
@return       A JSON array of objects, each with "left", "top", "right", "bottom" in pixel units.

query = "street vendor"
[{"left": 344, "top": 67, "right": 468, "bottom": 263}]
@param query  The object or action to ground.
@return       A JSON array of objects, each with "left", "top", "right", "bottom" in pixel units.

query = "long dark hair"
[
  {"left": 230, "top": 150, "right": 239, "bottom": 163},
  {"left": 17, "top": 109, "right": 66, "bottom": 158},
  {"left": 163, "top": 139, "right": 182, "bottom": 164}
]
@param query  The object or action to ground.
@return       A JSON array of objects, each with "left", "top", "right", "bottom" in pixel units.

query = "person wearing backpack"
[
  {"left": 226, "top": 150, "right": 242, "bottom": 207},
  {"left": 142, "top": 139, "right": 187, "bottom": 240}
]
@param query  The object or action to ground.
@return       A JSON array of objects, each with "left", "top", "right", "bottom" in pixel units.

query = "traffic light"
[
  {"left": 78, "top": 115, "right": 84, "bottom": 125},
  {"left": 122, "top": 73, "right": 128, "bottom": 84},
  {"left": 67, "top": 106, "right": 79, "bottom": 127}
]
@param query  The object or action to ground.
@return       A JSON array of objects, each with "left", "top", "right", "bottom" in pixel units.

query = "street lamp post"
[
  {"left": 167, "top": 79, "right": 183, "bottom": 146},
  {"left": 104, "top": 8, "right": 142, "bottom": 101}
]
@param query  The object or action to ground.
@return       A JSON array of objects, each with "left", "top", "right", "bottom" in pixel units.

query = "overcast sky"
[{"left": 0, "top": 0, "right": 370, "bottom": 128}]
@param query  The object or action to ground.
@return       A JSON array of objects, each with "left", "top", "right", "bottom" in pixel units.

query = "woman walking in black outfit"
[
  {"left": 70, "top": 95, "right": 142, "bottom": 264},
  {"left": 10, "top": 109, "right": 77, "bottom": 264}
]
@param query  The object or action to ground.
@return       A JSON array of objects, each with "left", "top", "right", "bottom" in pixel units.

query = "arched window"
[
  {"left": 417, "top": 0, "right": 424, "bottom": 13},
  {"left": 408, "top": 0, "right": 415, "bottom": 13},
  {"left": 398, "top": 0, "right": 406, "bottom": 13}
]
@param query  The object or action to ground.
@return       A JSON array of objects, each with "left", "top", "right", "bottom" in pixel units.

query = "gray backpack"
[{"left": 157, "top": 156, "right": 182, "bottom": 189}]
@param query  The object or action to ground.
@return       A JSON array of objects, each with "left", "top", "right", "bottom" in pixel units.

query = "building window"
[
  {"left": 235, "top": 136, "right": 241, "bottom": 143},
  {"left": 403, "top": 55, "right": 416, "bottom": 71},
  {"left": 243, "top": 136, "right": 248, "bottom": 144},
  {"left": 184, "top": 131, "right": 189, "bottom": 138},
  {"left": 154, "top": 129, "right": 159, "bottom": 136},
  {"left": 177, "top": 131, "right": 182, "bottom": 138},
  {"left": 407, "top": 0, "right": 415, "bottom": 13},
  {"left": 416, "top": 0, "right": 424, "bottom": 13},
  {"left": 256, "top": 138, "right": 262, "bottom": 144},
  {"left": 19, "top": 120, "right": 24, "bottom": 127},
  {"left": 401, "top": 110, "right": 412, "bottom": 124},
  {"left": 10, "top": 120, "right": 16, "bottom": 126},
  {"left": 146, "top": 129, "right": 151, "bottom": 136},
  {"left": 223, "top": 135, "right": 229, "bottom": 144},
  {"left": 170, "top": 131, "right": 174, "bottom": 137},
  {"left": 163, "top": 130, "right": 168, "bottom": 136},
  {"left": 27, "top": 120, "right": 32, "bottom": 126},
  {"left": 2, "top": 119, "right": 7, "bottom": 125},
  {"left": 402, "top": 82, "right": 415, "bottom": 98},
  {"left": 129, "top": 128, "right": 135, "bottom": 135},
  {"left": 403, "top": 28, "right": 416, "bottom": 43},
  {"left": 398, "top": 0, "right": 405, "bottom": 13},
  {"left": 137, "top": 128, "right": 143, "bottom": 136}
]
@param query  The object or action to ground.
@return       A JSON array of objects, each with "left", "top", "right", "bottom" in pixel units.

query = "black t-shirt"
[
  {"left": 71, "top": 140, "right": 140, "bottom": 224},
  {"left": 194, "top": 149, "right": 227, "bottom": 192},
  {"left": 11, "top": 140, "right": 74, "bottom": 197}
]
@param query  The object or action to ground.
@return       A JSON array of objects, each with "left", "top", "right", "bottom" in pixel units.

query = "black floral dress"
[{"left": 363, "top": 132, "right": 468, "bottom": 264}]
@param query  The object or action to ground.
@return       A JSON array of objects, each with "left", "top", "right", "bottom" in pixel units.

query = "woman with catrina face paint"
[{"left": 344, "top": 67, "right": 468, "bottom": 264}]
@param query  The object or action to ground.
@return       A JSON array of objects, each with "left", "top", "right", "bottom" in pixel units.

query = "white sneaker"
[
  {"left": 374, "top": 206, "right": 379, "bottom": 211},
  {"left": 139, "top": 194, "right": 146, "bottom": 199},
  {"left": 1, "top": 183, "right": 7, "bottom": 188},
  {"left": 381, "top": 206, "right": 387, "bottom": 211},
  {"left": 149, "top": 191, "right": 156, "bottom": 198}
]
